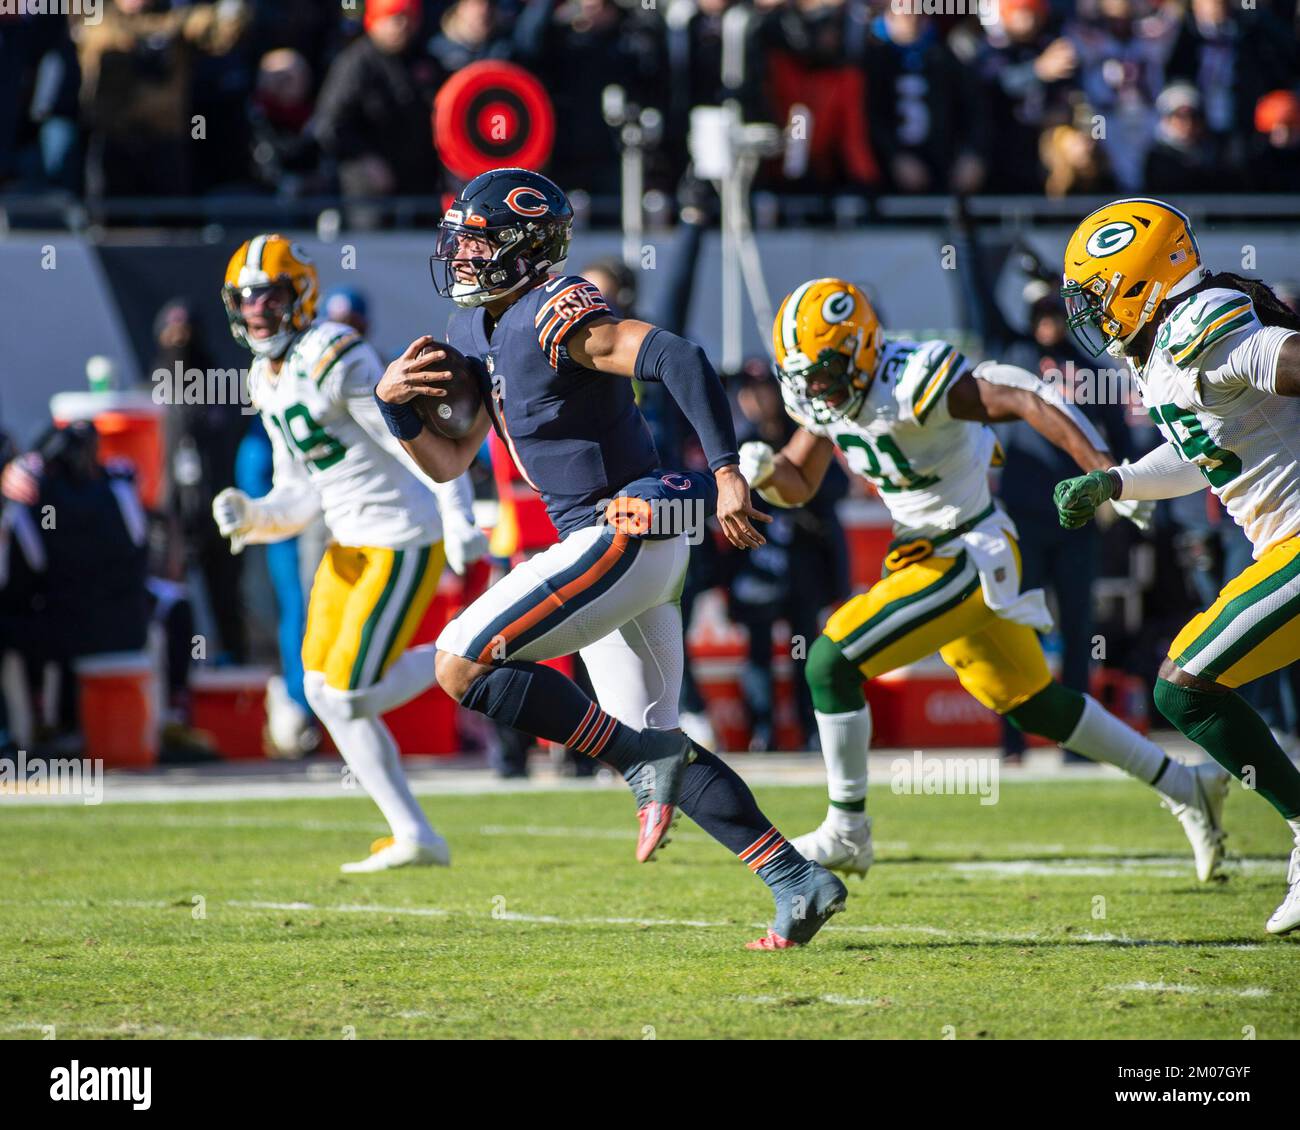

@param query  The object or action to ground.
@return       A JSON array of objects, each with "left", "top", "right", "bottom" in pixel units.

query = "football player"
[
  {"left": 1055, "top": 198, "right": 1300, "bottom": 934},
  {"left": 212, "top": 235, "right": 488, "bottom": 872},
  {"left": 375, "top": 167, "right": 847, "bottom": 950},
  {"left": 739, "top": 278, "right": 1230, "bottom": 885}
]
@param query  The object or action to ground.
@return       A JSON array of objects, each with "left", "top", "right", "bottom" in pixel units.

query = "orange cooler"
[{"left": 75, "top": 651, "right": 158, "bottom": 767}]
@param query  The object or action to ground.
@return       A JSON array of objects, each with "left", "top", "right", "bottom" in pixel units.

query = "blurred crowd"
[{"left": 1, "top": 0, "right": 1298, "bottom": 211}]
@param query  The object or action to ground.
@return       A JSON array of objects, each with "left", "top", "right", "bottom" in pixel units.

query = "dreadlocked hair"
[{"left": 1196, "top": 272, "right": 1300, "bottom": 334}]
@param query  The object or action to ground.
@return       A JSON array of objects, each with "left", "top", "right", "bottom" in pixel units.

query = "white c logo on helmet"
[
  {"left": 822, "top": 291, "right": 855, "bottom": 324},
  {"left": 1085, "top": 222, "right": 1137, "bottom": 258}
]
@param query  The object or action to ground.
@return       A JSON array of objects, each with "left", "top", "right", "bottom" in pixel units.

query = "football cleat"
[
  {"left": 340, "top": 834, "right": 450, "bottom": 873},
  {"left": 1265, "top": 847, "right": 1300, "bottom": 935},
  {"left": 790, "top": 815, "right": 874, "bottom": 879},
  {"left": 746, "top": 862, "right": 848, "bottom": 950},
  {"left": 624, "top": 730, "right": 698, "bottom": 862},
  {"left": 1163, "top": 761, "right": 1229, "bottom": 882}
]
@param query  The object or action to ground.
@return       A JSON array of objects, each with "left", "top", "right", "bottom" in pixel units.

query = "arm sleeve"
[
  {"left": 1201, "top": 324, "right": 1297, "bottom": 396},
  {"left": 972, "top": 360, "right": 1110, "bottom": 453},
  {"left": 1111, "top": 440, "right": 1208, "bottom": 501},
  {"left": 634, "top": 327, "right": 739, "bottom": 471},
  {"left": 243, "top": 415, "right": 322, "bottom": 543}
]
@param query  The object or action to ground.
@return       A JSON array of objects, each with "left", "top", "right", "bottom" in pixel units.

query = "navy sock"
[
  {"left": 677, "top": 749, "right": 809, "bottom": 890},
  {"left": 460, "top": 661, "right": 642, "bottom": 769}
]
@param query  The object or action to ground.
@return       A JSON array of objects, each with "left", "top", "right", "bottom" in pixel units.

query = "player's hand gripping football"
[
  {"left": 377, "top": 335, "right": 471, "bottom": 405},
  {"left": 715, "top": 464, "right": 772, "bottom": 549}
]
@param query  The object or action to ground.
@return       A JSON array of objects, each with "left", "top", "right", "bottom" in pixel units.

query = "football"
[{"left": 410, "top": 341, "right": 484, "bottom": 439}]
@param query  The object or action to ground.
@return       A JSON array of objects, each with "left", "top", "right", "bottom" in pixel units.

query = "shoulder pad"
[
  {"left": 534, "top": 276, "right": 611, "bottom": 365},
  {"left": 294, "top": 321, "right": 367, "bottom": 388},
  {"left": 894, "top": 338, "right": 968, "bottom": 424},
  {"left": 1158, "top": 288, "right": 1258, "bottom": 367}
]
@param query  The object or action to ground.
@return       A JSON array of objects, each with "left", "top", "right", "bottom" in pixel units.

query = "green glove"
[{"left": 1054, "top": 470, "right": 1118, "bottom": 529}]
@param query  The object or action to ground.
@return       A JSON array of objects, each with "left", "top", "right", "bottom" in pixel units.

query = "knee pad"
[
  {"left": 1002, "top": 680, "right": 1085, "bottom": 744},
  {"left": 805, "top": 634, "right": 865, "bottom": 715},
  {"left": 460, "top": 664, "right": 525, "bottom": 727}
]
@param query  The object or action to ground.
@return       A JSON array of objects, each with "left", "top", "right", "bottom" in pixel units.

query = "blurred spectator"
[
  {"left": 865, "top": 8, "right": 987, "bottom": 194},
  {"left": 248, "top": 48, "right": 323, "bottom": 196},
  {"left": 313, "top": 0, "right": 441, "bottom": 197},
  {"left": 151, "top": 298, "right": 248, "bottom": 664},
  {"left": 9, "top": 423, "right": 151, "bottom": 748},
  {"left": 0, "top": 427, "right": 26, "bottom": 756},
  {"left": 1039, "top": 119, "right": 1117, "bottom": 196},
  {"left": 664, "top": 0, "right": 766, "bottom": 184},
  {"left": 513, "top": 0, "right": 665, "bottom": 195},
  {"left": 758, "top": 0, "right": 880, "bottom": 192},
  {"left": 322, "top": 287, "right": 371, "bottom": 336},
  {"left": 996, "top": 288, "right": 1135, "bottom": 761},
  {"left": 1164, "top": 0, "right": 1298, "bottom": 172},
  {"left": 977, "top": 0, "right": 1079, "bottom": 193},
  {"left": 1143, "top": 82, "right": 1241, "bottom": 194},
  {"left": 427, "top": 0, "right": 512, "bottom": 76},
  {"left": 0, "top": 12, "right": 81, "bottom": 192},
  {"left": 1065, "top": 0, "right": 1163, "bottom": 193},
  {"left": 1251, "top": 89, "right": 1300, "bottom": 192},
  {"left": 74, "top": 0, "right": 250, "bottom": 198},
  {"left": 729, "top": 364, "right": 848, "bottom": 751}
]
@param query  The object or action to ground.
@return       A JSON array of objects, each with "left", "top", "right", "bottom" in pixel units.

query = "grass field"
[{"left": 2, "top": 774, "right": 1298, "bottom": 1040}]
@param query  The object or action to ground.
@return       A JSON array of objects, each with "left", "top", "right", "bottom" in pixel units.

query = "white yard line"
[{"left": 1107, "top": 982, "right": 1271, "bottom": 998}]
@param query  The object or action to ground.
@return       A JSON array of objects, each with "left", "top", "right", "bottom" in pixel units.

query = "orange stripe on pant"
[{"left": 474, "top": 532, "right": 631, "bottom": 664}]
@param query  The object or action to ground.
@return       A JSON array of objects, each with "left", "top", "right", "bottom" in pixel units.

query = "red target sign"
[{"left": 434, "top": 61, "right": 556, "bottom": 180}]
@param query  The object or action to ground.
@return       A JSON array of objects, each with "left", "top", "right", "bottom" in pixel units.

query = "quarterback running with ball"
[
  {"left": 739, "top": 277, "right": 1230, "bottom": 885},
  {"left": 375, "top": 168, "right": 847, "bottom": 950},
  {"left": 1055, "top": 198, "right": 1300, "bottom": 934},
  {"left": 212, "top": 235, "right": 488, "bottom": 872}
]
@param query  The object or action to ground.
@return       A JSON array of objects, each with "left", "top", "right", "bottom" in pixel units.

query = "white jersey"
[
  {"left": 248, "top": 321, "right": 443, "bottom": 549},
  {"left": 784, "top": 338, "right": 996, "bottom": 538},
  {"left": 1135, "top": 287, "right": 1300, "bottom": 556}
]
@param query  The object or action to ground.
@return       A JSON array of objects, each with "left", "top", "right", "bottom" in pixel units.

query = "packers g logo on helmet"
[
  {"left": 222, "top": 234, "right": 319, "bottom": 358},
  {"left": 772, "top": 279, "right": 882, "bottom": 425},
  {"left": 1061, "top": 198, "right": 1207, "bottom": 358}
]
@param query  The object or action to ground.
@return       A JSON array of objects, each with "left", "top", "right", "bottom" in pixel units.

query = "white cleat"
[
  {"left": 1164, "top": 761, "right": 1229, "bottom": 882},
  {"left": 1265, "top": 847, "right": 1300, "bottom": 935},
  {"left": 790, "top": 816, "right": 874, "bottom": 878},
  {"left": 340, "top": 834, "right": 450, "bottom": 873}
]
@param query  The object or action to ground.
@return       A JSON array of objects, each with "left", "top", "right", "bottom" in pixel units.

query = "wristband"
[{"left": 375, "top": 391, "right": 425, "bottom": 440}]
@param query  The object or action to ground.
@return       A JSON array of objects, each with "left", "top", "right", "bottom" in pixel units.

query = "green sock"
[
  {"left": 1154, "top": 678, "right": 1300, "bottom": 819},
  {"left": 830, "top": 798, "right": 866, "bottom": 814}
]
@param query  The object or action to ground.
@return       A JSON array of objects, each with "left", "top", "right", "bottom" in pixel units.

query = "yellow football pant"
[
  {"left": 302, "top": 542, "right": 445, "bottom": 692},
  {"left": 1168, "top": 535, "right": 1300, "bottom": 688},
  {"left": 822, "top": 546, "right": 1052, "bottom": 715}
]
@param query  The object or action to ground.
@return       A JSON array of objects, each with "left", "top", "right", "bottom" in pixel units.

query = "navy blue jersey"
[{"left": 447, "top": 275, "right": 660, "bottom": 537}]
